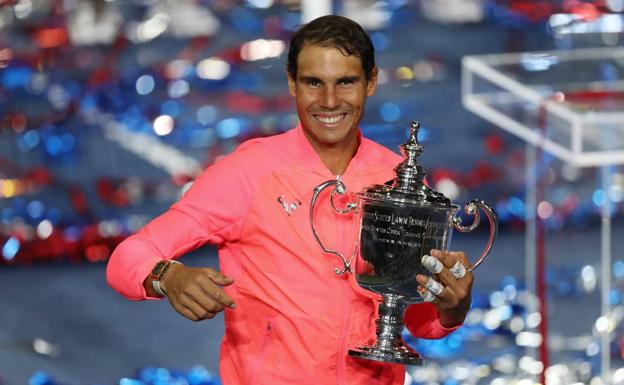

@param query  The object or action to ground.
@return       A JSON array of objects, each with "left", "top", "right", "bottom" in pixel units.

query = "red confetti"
[
  {"left": 263, "top": 16, "right": 283, "bottom": 38},
  {"left": 272, "top": 94, "right": 295, "bottom": 112},
  {"left": 10, "top": 113, "right": 27, "bottom": 132},
  {"left": 563, "top": 0, "right": 602, "bottom": 21},
  {"left": 34, "top": 28, "right": 68, "bottom": 49},
  {"left": 430, "top": 168, "right": 462, "bottom": 185},
  {"left": 465, "top": 161, "right": 502, "bottom": 188},
  {"left": 85, "top": 244, "right": 111, "bottom": 263},
  {"left": 26, "top": 167, "right": 53, "bottom": 186},
  {"left": 226, "top": 91, "right": 266, "bottom": 114},
  {"left": 484, "top": 134, "right": 505, "bottom": 155},
  {"left": 96, "top": 178, "right": 130, "bottom": 207},
  {"left": 171, "top": 174, "right": 193, "bottom": 186},
  {"left": 70, "top": 186, "right": 89, "bottom": 214},
  {"left": 88, "top": 68, "right": 114, "bottom": 87},
  {"left": 509, "top": 1, "right": 557, "bottom": 22},
  {"left": 565, "top": 90, "right": 624, "bottom": 102}
]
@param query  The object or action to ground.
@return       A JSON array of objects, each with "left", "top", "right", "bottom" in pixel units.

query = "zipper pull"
[{"left": 335, "top": 175, "right": 345, "bottom": 194}]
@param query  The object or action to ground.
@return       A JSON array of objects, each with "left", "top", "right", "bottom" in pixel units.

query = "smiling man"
[
  {"left": 107, "top": 15, "right": 473, "bottom": 385},
  {"left": 287, "top": 31, "right": 378, "bottom": 175}
]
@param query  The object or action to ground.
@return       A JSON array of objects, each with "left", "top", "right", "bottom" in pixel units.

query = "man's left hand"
[{"left": 416, "top": 249, "right": 473, "bottom": 328}]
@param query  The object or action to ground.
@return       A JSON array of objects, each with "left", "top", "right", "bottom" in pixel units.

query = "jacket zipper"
[
  {"left": 337, "top": 277, "right": 352, "bottom": 385},
  {"left": 336, "top": 173, "right": 352, "bottom": 385},
  {"left": 246, "top": 319, "right": 275, "bottom": 385}
]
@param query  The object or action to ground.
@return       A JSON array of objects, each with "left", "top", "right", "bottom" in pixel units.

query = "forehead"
[{"left": 296, "top": 43, "right": 365, "bottom": 78}]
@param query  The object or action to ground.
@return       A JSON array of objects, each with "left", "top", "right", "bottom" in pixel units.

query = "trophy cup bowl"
[{"left": 310, "top": 122, "right": 498, "bottom": 366}]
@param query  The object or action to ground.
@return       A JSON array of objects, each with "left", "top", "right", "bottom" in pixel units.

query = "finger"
[
  {"left": 211, "top": 286, "right": 237, "bottom": 309},
  {"left": 195, "top": 275, "right": 237, "bottom": 309},
  {"left": 431, "top": 249, "right": 472, "bottom": 270},
  {"left": 430, "top": 250, "right": 473, "bottom": 289},
  {"left": 173, "top": 303, "right": 201, "bottom": 322},
  {"left": 180, "top": 295, "right": 218, "bottom": 320},
  {"left": 168, "top": 287, "right": 218, "bottom": 321},
  {"left": 421, "top": 255, "right": 443, "bottom": 274},
  {"left": 425, "top": 255, "right": 472, "bottom": 311},
  {"left": 450, "top": 261, "right": 467, "bottom": 279},
  {"left": 419, "top": 286, "right": 436, "bottom": 303},
  {"left": 187, "top": 285, "right": 226, "bottom": 313},
  {"left": 424, "top": 277, "right": 444, "bottom": 296},
  {"left": 418, "top": 276, "right": 462, "bottom": 309},
  {"left": 206, "top": 269, "right": 235, "bottom": 286}
]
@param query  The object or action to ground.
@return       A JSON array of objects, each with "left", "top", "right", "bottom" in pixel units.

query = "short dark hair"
[{"left": 287, "top": 15, "right": 376, "bottom": 81}]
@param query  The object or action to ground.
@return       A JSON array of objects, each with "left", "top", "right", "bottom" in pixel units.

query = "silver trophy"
[{"left": 310, "top": 121, "right": 498, "bottom": 365}]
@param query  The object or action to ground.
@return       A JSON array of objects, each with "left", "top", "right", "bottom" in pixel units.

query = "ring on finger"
[
  {"left": 450, "top": 261, "right": 467, "bottom": 279},
  {"left": 425, "top": 278, "right": 444, "bottom": 296}
]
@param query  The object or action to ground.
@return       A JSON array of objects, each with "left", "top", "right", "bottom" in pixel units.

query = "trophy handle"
[
  {"left": 451, "top": 199, "right": 498, "bottom": 272},
  {"left": 310, "top": 177, "right": 358, "bottom": 275}
]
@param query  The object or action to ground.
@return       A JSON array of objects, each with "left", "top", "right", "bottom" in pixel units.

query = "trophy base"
[{"left": 348, "top": 345, "right": 424, "bottom": 366}]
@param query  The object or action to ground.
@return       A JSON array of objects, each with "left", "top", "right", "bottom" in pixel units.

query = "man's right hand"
[{"left": 157, "top": 264, "right": 236, "bottom": 321}]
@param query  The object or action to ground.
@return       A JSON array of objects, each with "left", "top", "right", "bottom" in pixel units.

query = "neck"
[{"left": 307, "top": 134, "right": 360, "bottom": 176}]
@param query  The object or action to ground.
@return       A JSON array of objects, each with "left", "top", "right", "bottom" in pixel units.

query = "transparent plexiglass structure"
[{"left": 462, "top": 46, "right": 624, "bottom": 384}]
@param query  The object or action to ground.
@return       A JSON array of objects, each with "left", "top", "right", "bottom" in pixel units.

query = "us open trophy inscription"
[{"left": 310, "top": 122, "right": 498, "bottom": 365}]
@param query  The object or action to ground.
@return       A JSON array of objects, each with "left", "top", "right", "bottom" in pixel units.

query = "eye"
[
  {"left": 306, "top": 79, "right": 321, "bottom": 87},
  {"left": 338, "top": 79, "right": 356, "bottom": 87}
]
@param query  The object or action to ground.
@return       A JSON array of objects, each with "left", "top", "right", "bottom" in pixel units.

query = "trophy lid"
[{"left": 359, "top": 121, "right": 453, "bottom": 207}]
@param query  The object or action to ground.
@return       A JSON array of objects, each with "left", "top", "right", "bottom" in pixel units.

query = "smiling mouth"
[{"left": 313, "top": 113, "right": 347, "bottom": 125}]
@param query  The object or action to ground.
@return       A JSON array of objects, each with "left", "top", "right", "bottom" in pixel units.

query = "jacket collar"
[{"left": 290, "top": 124, "right": 371, "bottom": 178}]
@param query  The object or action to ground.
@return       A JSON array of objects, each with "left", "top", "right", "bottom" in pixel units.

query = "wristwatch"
[{"left": 150, "top": 260, "right": 181, "bottom": 297}]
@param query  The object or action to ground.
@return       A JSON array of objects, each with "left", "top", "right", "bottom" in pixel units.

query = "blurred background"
[{"left": 0, "top": 0, "right": 623, "bottom": 384}]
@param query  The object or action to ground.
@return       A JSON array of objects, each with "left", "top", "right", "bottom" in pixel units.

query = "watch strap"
[{"left": 152, "top": 279, "right": 167, "bottom": 297}]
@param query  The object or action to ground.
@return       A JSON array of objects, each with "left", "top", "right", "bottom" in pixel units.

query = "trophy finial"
[
  {"left": 408, "top": 121, "right": 420, "bottom": 144},
  {"left": 394, "top": 121, "right": 425, "bottom": 190},
  {"left": 402, "top": 121, "right": 423, "bottom": 158}
]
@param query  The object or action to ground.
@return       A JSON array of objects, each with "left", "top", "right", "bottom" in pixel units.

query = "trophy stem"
[{"left": 348, "top": 294, "right": 423, "bottom": 366}]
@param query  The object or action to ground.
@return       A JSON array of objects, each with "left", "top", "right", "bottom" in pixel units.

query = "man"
[{"left": 107, "top": 15, "right": 473, "bottom": 385}]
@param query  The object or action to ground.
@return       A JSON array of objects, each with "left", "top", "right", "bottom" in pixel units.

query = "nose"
[{"left": 319, "top": 86, "right": 338, "bottom": 109}]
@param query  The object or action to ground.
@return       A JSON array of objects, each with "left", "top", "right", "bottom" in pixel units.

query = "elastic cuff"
[{"left": 430, "top": 315, "right": 463, "bottom": 336}]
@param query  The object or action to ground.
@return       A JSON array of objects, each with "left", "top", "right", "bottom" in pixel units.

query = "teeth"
[{"left": 316, "top": 114, "right": 344, "bottom": 124}]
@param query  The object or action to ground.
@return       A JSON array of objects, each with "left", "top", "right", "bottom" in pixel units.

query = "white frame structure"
[{"left": 462, "top": 46, "right": 624, "bottom": 168}]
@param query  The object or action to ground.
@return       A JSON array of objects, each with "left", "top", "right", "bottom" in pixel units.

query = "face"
[{"left": 288, "top": 43, "right": 377, "bottom": 153}]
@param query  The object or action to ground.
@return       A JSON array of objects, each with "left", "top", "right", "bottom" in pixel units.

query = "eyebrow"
[
  {"left": 299, "top": 76, "right": 321, "bottom": 83},
  {"left": 337, "top": 76, "right": 361, "bottom": 83},
  {"left": 298, "top": 75, "right": 362, "bottom": 84}
]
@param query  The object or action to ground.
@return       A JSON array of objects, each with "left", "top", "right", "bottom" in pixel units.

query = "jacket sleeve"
[
  {"left": 106, "top": 142, "right": 260, "bottom": 300},
  {"left": 403, "top": 303, "right": 462, "bottom": 339}
]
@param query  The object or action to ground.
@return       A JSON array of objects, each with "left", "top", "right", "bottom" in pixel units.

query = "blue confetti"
[
  {"left": 380, "top": 102, "right": 401, "bottom": 123},
  {"left": 2, "top": 237, "right": 20, "bottom": 261}
]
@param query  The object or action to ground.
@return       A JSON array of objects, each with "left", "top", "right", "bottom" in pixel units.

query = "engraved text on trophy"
[{"left": 357, "top": 203, "right": 451, "bottom": 299}]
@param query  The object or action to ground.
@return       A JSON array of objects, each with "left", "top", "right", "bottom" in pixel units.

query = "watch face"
[{"left": 151, "top": 261, "right": 168, "bottom": 279}]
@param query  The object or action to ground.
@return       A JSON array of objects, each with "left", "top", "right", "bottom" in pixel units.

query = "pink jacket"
[{"left": 107, "top": 125, "right": 458, "bottom": 385}]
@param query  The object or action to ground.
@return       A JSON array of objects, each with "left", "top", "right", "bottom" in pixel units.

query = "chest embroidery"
[{"left": 277, "top": 195, "right": 302, "bottom": 216}]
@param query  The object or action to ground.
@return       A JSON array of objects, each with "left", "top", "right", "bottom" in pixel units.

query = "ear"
[
  {"left": 366, "top": 66, "right": 379, "bottom": 97},
  {"left": 287, "top": 73, "right": 297, "bottom": 97}
]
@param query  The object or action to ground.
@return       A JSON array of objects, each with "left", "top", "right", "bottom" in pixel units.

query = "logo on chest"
[{"left": 277, "top": 195, "right": 302, "bottom": 216}]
